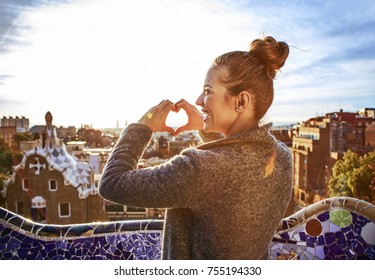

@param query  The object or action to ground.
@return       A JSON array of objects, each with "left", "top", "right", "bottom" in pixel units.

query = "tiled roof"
[{"left": 12, "top": 125, "right": 98, "bottom": 199}]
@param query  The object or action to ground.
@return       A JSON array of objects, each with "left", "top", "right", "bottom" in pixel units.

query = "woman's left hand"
[
  {"left": 138, "top": 99, "right": 176, "bottom": 135},
  {"left": 174, "top": 99, "right": 204, "bottom": 136}
]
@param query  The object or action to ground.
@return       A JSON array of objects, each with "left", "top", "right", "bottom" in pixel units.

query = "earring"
[{"left": 235, "top": 107, "right": 240, "bottom": 112}]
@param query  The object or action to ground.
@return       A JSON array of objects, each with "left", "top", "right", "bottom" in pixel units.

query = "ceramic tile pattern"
[
  {"left": 1, "top": 197, "right": 374, "bottom": 260},
  {"left": 8, "top": 124, "right": 98, "bottom": 199},
  {"left": 0, "top": 207, "right": 163, "bottom": 260},
  {"left": 270, "top": 197, "right": 375, "bottom": 260}
]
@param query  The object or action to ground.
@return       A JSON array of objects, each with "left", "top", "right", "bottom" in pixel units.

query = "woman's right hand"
[
  {"left": 138, "top": 99, "right": 176, "bottom": 135},
  {"left": 174, "top": 99, "right": 204, "bottom": 136}
]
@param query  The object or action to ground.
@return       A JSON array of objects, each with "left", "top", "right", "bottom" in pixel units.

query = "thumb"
[
  {"left": 175, "top": 124, "right": 189, "bottom": 136},
  {"left": 164, "top": 126, "right": 176, "bottom": 136}
]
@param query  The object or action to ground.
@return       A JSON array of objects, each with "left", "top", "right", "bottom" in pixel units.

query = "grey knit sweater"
[{"left": 99, "top": 123, "right": 293, "bottom": 259}]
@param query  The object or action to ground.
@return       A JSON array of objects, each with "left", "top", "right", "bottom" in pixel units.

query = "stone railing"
[{"left": 0, "top": 197, "right": 374, "bottom": 260}]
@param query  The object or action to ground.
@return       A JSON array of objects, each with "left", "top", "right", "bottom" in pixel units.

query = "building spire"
[
  {"left": 45, "top": 111, "right": 53, "bottom": 125},
  {"left": 44, "top": 111, "right": 57, "bottom": 145}
]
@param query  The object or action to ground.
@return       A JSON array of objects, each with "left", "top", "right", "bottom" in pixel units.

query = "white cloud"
[{"left": 0, "top": 0, "right": 374, "bottom": 127}]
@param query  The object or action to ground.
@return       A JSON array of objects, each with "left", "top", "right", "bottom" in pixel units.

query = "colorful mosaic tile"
[
  {"left": 270, "top": 197, "right": 375, "bottom": 260},
  {"left": 1, "top": 197, "right": 374, "bottom": 260},
  {"left": 330, "top": 209, "right": 353, "bottom": 228},
  {"left": 0, "top": 207, "right": 163, "bottom": 260}
]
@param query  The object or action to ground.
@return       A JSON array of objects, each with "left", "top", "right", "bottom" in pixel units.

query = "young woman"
[{"left": 99, "top": 36, "right": 293, "bottom": 259}]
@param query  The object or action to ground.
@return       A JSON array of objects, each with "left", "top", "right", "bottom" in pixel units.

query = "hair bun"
[{"left": 249, "top": 36, "right": 289, "bottom": 78}]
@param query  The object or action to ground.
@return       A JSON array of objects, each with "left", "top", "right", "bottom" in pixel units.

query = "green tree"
[
  {"left": 0, "top": 139, "right": 13, "bottom": 174},
  {"left": 12, "top": 132, "right": 34, "bottom": 148},
  {"left": 328, "top": 150, "right": 375, "bottom": 204},
  {"left": 0, "top": 173, "right": 7, "bottom": 208}
]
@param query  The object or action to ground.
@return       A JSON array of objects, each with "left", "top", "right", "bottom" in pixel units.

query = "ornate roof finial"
[{"left": 45, "top": 111, "right": 53, "bottom": 124}]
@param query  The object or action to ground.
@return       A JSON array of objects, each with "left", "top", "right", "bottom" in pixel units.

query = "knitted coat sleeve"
[{"left": 99, "top": 123, "right": 201, "bottom": 208}]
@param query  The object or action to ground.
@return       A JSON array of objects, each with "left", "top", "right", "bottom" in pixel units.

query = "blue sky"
[{"left": 0, "top": 0, "right": 374, "bottom": 128}]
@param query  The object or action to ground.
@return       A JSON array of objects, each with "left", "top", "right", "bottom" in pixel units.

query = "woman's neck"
[{"left": 225, "top": 117, "right": 259, "bottom": 137}]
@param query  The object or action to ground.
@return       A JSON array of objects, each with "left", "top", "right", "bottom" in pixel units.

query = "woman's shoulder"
[
  {"left": 178, "top": 146, "right": 224, "bottom": 166},
  {"left": 274, "top": 139, "right": 292, "bottom": 158}
]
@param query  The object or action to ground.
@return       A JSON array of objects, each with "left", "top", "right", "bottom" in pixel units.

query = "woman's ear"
[{"left": 236, "top": 90, "right": 253, "bottom": 111}]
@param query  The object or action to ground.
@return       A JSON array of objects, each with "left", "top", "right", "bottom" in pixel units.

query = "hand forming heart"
[
  {"left": 165, "top": 108, "right": 189, "bottom": 131},
  {"left": 138, "top": 99, "right": 204, "bottom": 136}
]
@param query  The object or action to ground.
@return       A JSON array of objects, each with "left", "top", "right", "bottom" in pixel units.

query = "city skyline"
[
  {"left": 1, "top": 106, "right": 374, "bottom": 131},
  {"left": 0, "top": 0, "right": 375, "bottom": 128}
]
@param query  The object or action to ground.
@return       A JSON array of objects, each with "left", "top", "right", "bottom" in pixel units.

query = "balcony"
[{"left": 0, "top": 197, "right": 374, "bottom": 260}]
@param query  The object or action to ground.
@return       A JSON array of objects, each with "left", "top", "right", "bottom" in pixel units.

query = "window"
[
  {"left": 16, "top": 201, "right": 24, "bottom": 215},
  {"left": 31, "top": 208, "right": 46, "bottom": 223},
  {"left": 49, "top": 179, "right": 58, "bottom": 191},
  {"left": 22, "top": 179, "right": 29, "bottom": 191},
  {"left": 59, "top": 203, "right": 71, "bottom": 217}
]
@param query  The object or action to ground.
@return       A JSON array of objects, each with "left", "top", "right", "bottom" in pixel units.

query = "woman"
[{"left": 99, "top": 36, "right": 293, "bottom": 259}]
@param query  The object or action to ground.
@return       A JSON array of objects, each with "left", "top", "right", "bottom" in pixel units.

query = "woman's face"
[{"left": 195, "top": 66, "right": 238, "bottom": 135}]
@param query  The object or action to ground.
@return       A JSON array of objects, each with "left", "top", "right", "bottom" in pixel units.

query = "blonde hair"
[{"left": 212, "top": 36, "right": 289, "bottom": 119}]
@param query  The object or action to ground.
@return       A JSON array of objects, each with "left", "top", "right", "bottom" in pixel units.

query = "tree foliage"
[
  {"left": 12, "top": 132, "right": 34, "bottom": 147},
  {"left": 328, "top": 150, "right": 375, "bottom": 204},
  {"left": 0, "top": 138, "right": 23, "bottom": 184},
  {"left": 0, "top": 139, "right": 13, "bottom": 174}
]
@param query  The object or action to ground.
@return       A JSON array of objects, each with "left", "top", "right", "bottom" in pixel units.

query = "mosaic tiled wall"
[
  {"left": 1, "top": 197, "right": 374, "bottom": 260},
  {"left": 270, "top": 197, "right": 375, "bottom": 259},
  {"left": 0, "top": 208, "right": 163, "bottom": 260}
]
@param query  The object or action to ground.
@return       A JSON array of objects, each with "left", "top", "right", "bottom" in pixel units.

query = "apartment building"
[
  {"left": 292, "top": 109, "right": 375, "bottom": 208},
  {"left": 1, "top": 116, "right": 29, "bottom": 131}
]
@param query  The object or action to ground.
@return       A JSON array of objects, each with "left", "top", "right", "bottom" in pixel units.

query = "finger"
[
  {"left": 175, "top": 98, "right": 185, "bottom": 106},
  {"left": 175, "top": 98, "right": 187, "bottom": 106},
  {"left": 160, "top": 99, "right": 173, "bottom": 109},
  {"left": 175, "top": 99, "right": 189, "bottom": 112},
  {"left": 155, "top": 99, "right": 169, "bottom": 110},
  {"left": 177, "top": 100, "right": 199, "bottom": 117},
  {"left": 162, "top": 102, "right": 175, "bottom": 114},
  {"left": 175, "top": 124, "right": 189, "bottom": 136},
  {"left": 148, "top": 100, "right": 165, "bottom": 113},
  {"left": 163, "top": 99, "right": 173, "bottom": 106},
  {"left": 156, "top": 99, "right": 165, "bottom": 106},
  {"left": 164, "top": 126, "right": 176, "bottom": 136},
  {"left": 174, "top": 100, "right": 181, "bottom": 112}
]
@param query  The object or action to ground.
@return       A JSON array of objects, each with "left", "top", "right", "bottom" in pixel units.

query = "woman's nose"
[{"left": 195, "top": 92, "right": 204, "bottom": 107}]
